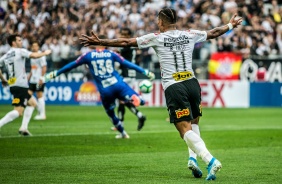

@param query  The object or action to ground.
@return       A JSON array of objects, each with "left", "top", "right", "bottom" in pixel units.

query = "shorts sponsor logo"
[
  {"left": 175, "top": 108, "right": 190, "bottom": 119},
  {"left": 172, "top": 71, "right": 193, "bottom": 81},
  {"left": 12, "top": 98, "right": 20, "bottom": 104}
]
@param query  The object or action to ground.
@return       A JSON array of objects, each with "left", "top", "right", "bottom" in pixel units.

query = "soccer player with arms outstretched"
[
  {"left": 44, "top": 35, "right": 155, "bottom": 139},
  {"left": 0, "top": 34, "right": 51, "bottom": 136},
  {"left": 79, "top": 8, "right": 242, "bottom": 180}
]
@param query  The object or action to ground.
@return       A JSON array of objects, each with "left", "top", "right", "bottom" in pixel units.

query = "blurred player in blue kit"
[{"left": 44, "top": 35, "right": 155, "bottom": 139}]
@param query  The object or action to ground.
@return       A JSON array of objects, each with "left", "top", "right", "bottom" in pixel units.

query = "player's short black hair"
[
  {"left": 7, "top": 33, "right": 21, "bottom": 46},
  {"left": 158, "top": 8, "right": 177, "bottom": 24},
  {"left": 120, "top": 28, "right": 132, "bottom": 36}
]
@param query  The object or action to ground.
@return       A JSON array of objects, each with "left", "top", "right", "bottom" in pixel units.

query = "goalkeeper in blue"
[{"left": 44, "top": 36, "right": 155, "bottom": 139}]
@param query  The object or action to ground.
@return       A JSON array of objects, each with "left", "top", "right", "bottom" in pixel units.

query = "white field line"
[
  {"left": 0, "top": 130, "right": 176, "bottom": 139},
  {"left": 1, "top": 125, "right": 282, "bottom": 139}
]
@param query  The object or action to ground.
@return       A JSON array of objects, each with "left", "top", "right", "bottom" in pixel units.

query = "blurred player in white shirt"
[
  {"left": 28, "top": 41, "right": 47, "bottom": 120},
  {"left": 0, "top": 34, "right": 51, "bottom": 136}
]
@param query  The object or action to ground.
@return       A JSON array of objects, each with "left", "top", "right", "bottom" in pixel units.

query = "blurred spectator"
[
  {"left": 60, "top": 37, "right": 71, "bottom": 67},
  {"left": 276, "top": 24, "right": 282, "bottom": 54},
  {"left": 216, "top": 37, "right": 232, "bottom": 52},
  {"left": 50, "top": 38, "right": 61, "bottom": 69},
  {"left": 41, "top": 37, "right": 53, "bottom": 69}
]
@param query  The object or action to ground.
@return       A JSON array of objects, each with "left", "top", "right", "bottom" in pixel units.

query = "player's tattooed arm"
[
  {"left": 207, "top": 14, "right": 242, "bottom": 40},
  {"left": 100, "top": 38, "right": 138, "bottom": 47},
  {"left": 80, "top": 30, "right": 138, "bottom": 47},
  {"left": 206, "top": 25, "right": 230, "bottom": 40}
]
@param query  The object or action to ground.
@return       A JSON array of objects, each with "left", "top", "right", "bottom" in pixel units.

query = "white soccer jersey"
[
  {"left": 0, "top": 48, "right": 31, "bottom": 88},
  {"left": 136, "top": 29, "right": 207, "bottom": 90},
  {"left": 29, "top": 53, "right": 47, "bottom": 84}
]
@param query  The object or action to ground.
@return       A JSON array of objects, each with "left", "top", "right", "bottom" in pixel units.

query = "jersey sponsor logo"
[
  {"left": 31, "top": 65, "right": 38, "bottom": 69},
  {"left": 175, "top": 108, "right": 190, "bottom": 119},
  {"left": 101, "top": 76, "right": 118, "bottom": 88},
  {"left": 172, "top": 71, "right": 193, "bottom": 81},
  {"left": 91, "top": 51, "right": 111, "bottom": 58},
  {"left": 163, "top": 35, "right": 190, "bottom": 48},
  {"left": 12, "top": 98, "right": 20, "bottom": 104},
  {"left": 164, "top": 40, "right": 189, "bottom": 47},
  {"left": 8, "top": 77, "right": 17, "bottom": 85},
  {"left": 164, "top": 35, "right": 189, "bottom": 43}
]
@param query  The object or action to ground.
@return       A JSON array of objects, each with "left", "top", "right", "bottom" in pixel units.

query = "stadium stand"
[{"left": 0, "top": 0, "right": 282, "bottom": 79}]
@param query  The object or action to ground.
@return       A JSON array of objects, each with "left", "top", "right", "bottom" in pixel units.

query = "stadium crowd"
[{"left": 0, "top": 0, "right": 282, "bottom": 74}]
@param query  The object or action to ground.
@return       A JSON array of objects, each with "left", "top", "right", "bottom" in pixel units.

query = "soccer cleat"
[
  {"left": 188, "top": 157, "right": 203, "bottom": 178},
  {"left": 137, "top": 116, "right": 146, "bottom": 131},
  {"left": 206, "top": 158, "right": 222, "bottom": 180},
  {"left": 18, "top": 130, "right": 32, "bottom": 136},
  {"left": 34, "top": 114, "right": 46, "bottom": 120},
  {"left": 115, "top": 133, "right": 130, "bottom": 139}
]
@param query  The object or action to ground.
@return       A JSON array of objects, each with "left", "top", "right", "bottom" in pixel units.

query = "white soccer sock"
[
  {"left": 184, "top": 130, "right": 213, "bottom": 165},
  {"left": 37, "top": 97, "right": 45, "bottom": 116},
  {"left": 20, "top": 106, "right": 34, "bottom": 130},
  {"left": 0, "top": 110, "right": 20, "bottom": 128},
  {"left": 188, "top": 124, "right": 201, "bottom": 159}
]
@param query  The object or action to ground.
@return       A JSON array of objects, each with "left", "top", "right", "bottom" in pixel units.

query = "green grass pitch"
[{"left": 0, "top": 105, "right": 281, "bottom": 183}]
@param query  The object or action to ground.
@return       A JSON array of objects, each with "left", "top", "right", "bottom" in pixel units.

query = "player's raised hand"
[
  {"left": 229, "top": 14, "right": 243, "bottom": 29},
  {"left": 80, "top": 31, "right": 100, "bottom": 47}
]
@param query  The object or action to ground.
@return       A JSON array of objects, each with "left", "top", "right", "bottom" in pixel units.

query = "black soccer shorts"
[
  {"left": 165, "top": 78, "right": 202, "bottom": 123},
  {"left": 10, "top": 86, "right": 31, "bottom": 107}
]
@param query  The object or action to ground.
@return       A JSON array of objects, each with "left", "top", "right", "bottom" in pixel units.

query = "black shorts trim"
[
  {"left": 10, "top": 86, "right": 31, "bottom": 107},
  {"left": 165, "top": 78, "right": 202, "bottom": 123}
]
